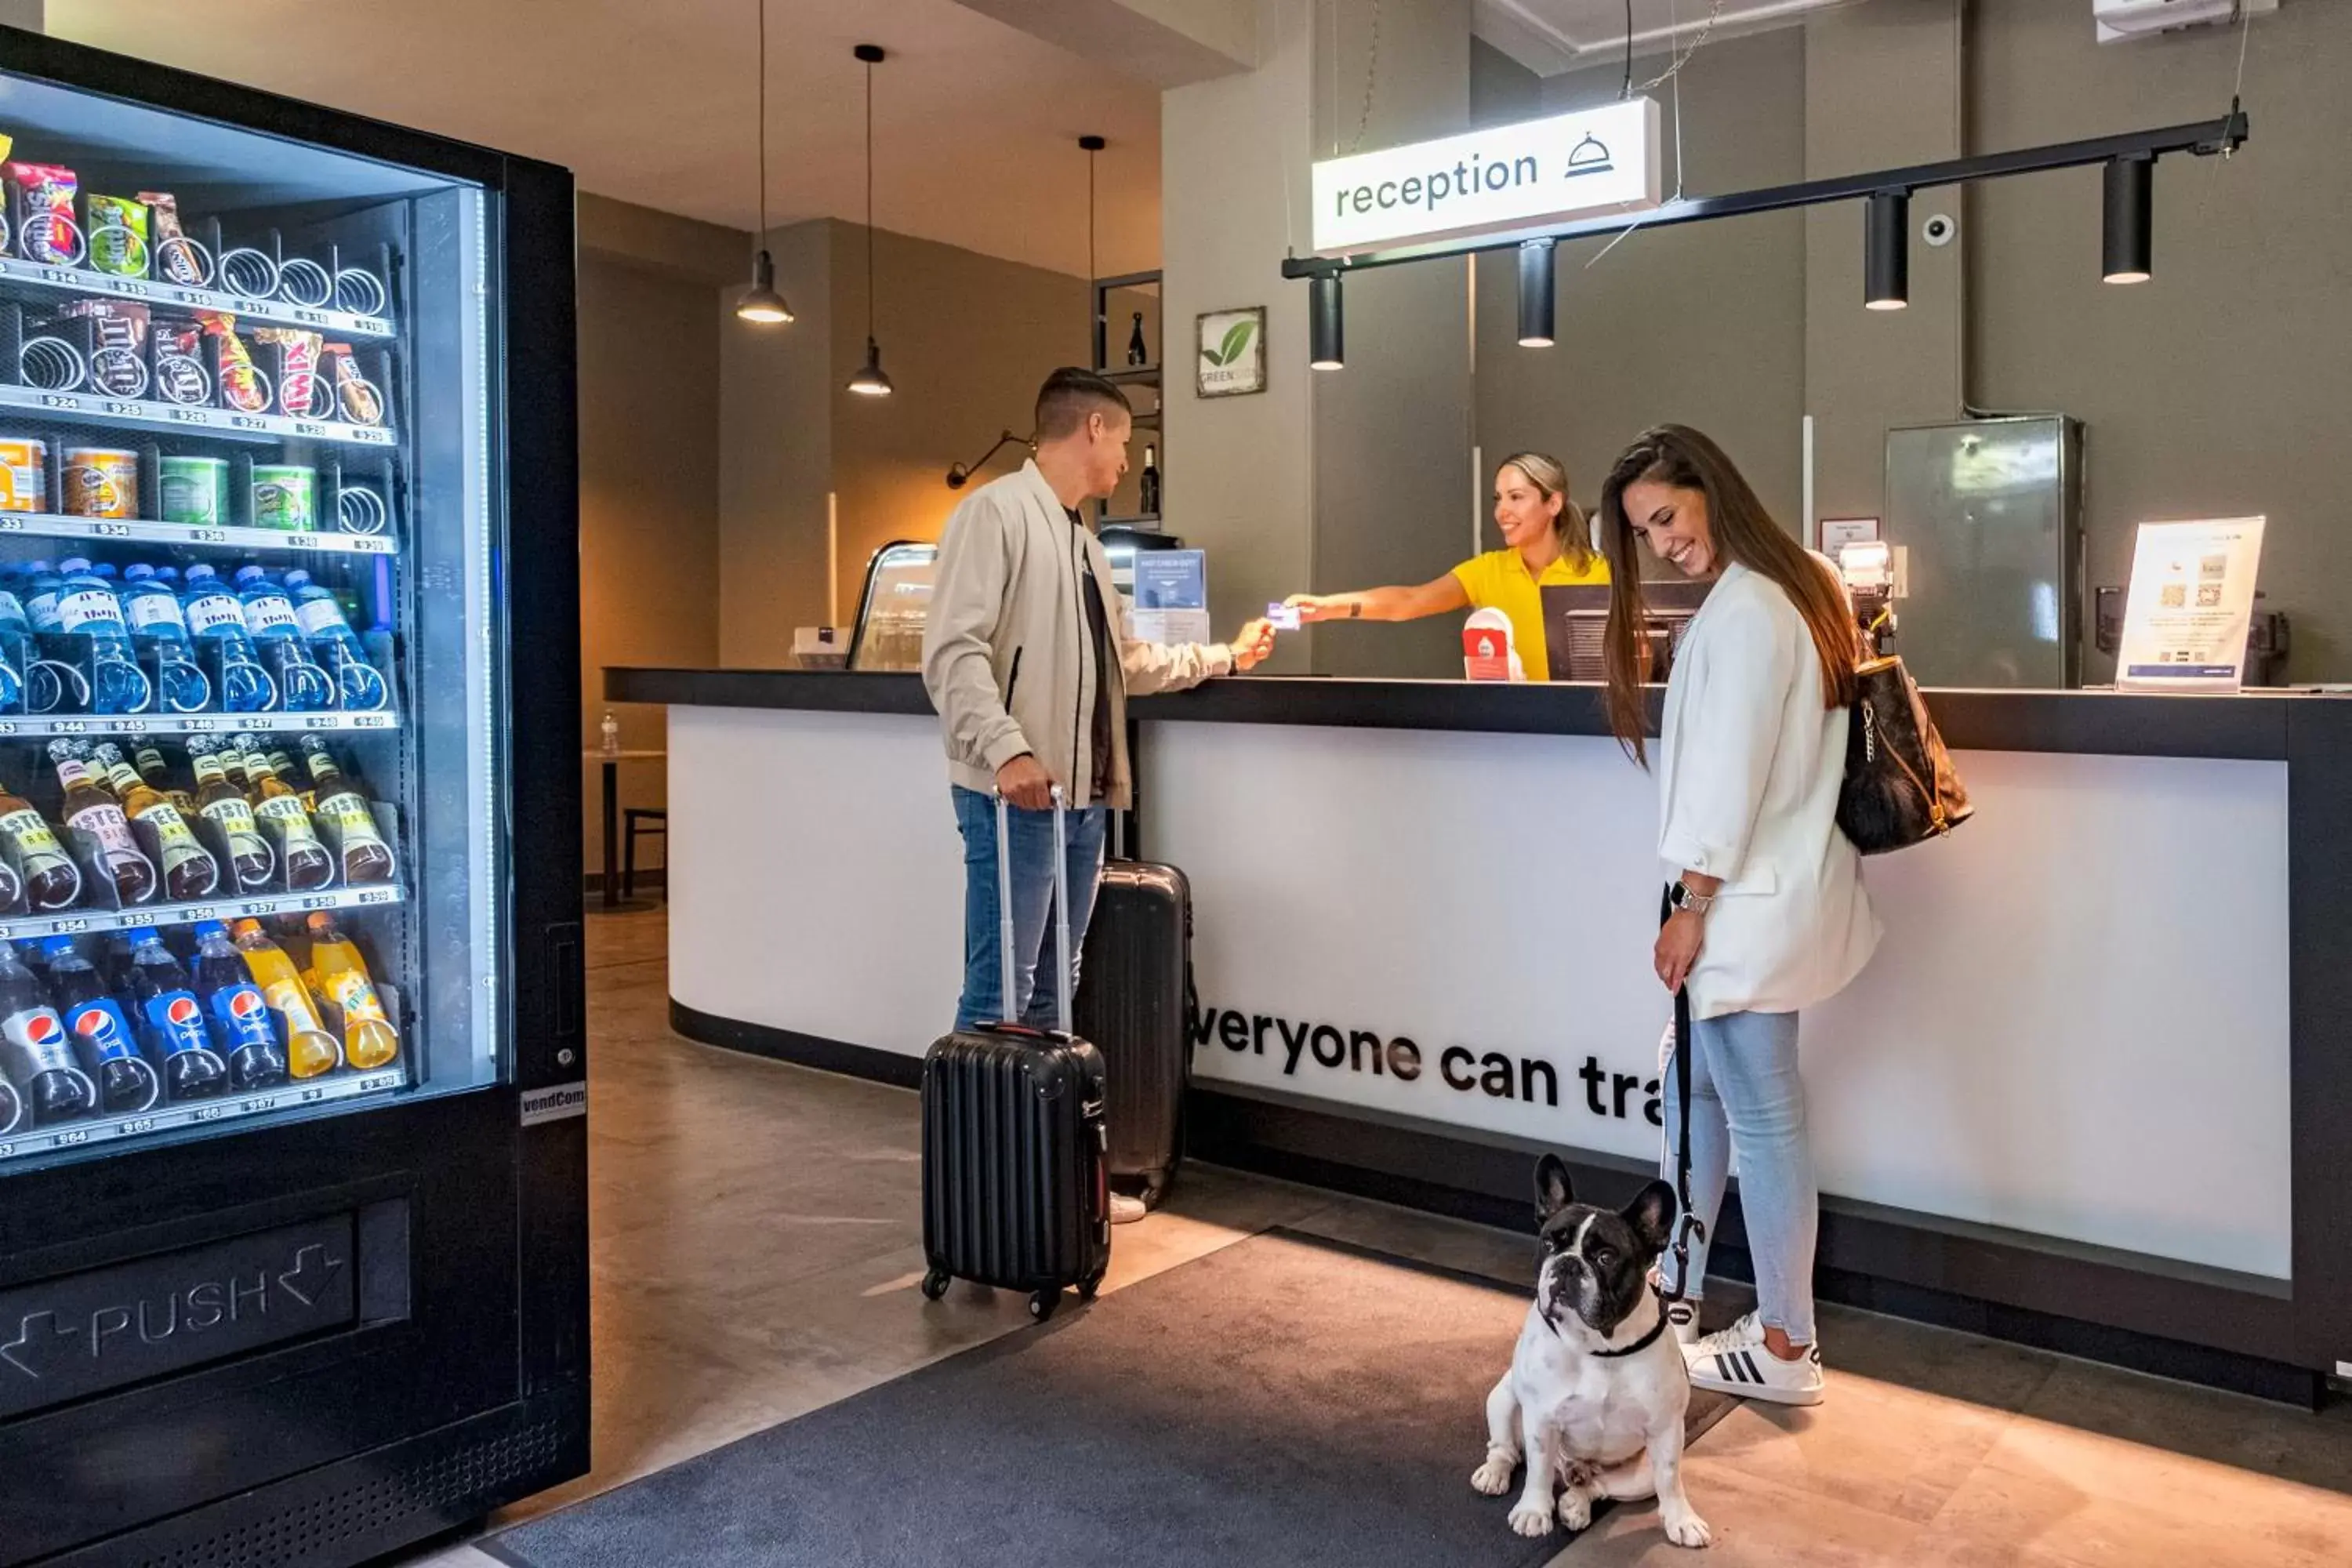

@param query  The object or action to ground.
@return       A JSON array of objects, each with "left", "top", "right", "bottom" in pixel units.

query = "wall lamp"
[{"left": 946, "top": 430, "right": 1034, "bottom": 489}]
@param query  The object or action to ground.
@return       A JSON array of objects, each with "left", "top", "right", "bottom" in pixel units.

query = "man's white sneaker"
[
  {"left": 1683, "top": 1312, "right": 1825, "bottom": 1406},
  {"left": 1666, "top": 1299, "right": 1700, "bottom": 1347},
  {"left": 1109, "top": 1192, "right": 1148, "bottom": 1225}
]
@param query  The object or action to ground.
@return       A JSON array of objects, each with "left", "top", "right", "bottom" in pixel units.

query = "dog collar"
[{"left": 1588, "top": 1287, "right": 1670, "bottom": 1359}]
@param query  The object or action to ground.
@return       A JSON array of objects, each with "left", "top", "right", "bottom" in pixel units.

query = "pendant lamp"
[
  {"left": 846, "top": 44, "right": 894, "bottom": 396},
  {"left": 735, "top": 0, "right": 792, "bottom": 325}
]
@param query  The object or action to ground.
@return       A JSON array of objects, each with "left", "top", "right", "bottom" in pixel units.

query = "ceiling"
[
  {"left": 1476, "top": 0, "right": 1864, "bottom": 76},
  {"left": 43, "top": 0, "right": 1164, "bottom": 278}
]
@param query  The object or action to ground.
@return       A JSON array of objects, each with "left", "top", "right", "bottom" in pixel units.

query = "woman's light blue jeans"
[{"left": 1660, "top": 1007, "right": 1817, "bottom": 1345}]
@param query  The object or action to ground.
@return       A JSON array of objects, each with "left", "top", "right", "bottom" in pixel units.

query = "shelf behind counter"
[{"left": 602, "top": 666, "right": 2328, "bottom": 762}]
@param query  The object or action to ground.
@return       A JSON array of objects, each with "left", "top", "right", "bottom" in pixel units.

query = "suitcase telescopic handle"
[{"left": 993, "top": 784, "right": 1073, "bottom": 1034}]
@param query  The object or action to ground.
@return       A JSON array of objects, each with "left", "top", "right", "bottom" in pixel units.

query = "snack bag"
[
  {"left": 62, "top": 299, "right": 152, "bottom": 398},
  {"left": 85, "top": 194, "right": 148, "bottom": 278},
  {"left": 6, "top": 162, "right": 80, "bottom": 265},
  {"left": 323, "top": 343, "right": 384, "bottom": 426},
  {"left": 152, "top": 315, "right": 211, "bottom": 405},
  {"left": 255, "top": 328, "right": 323, "bottom": 418},
  {"left": 198, "top": 310, "right": 269, "bottom": 413},
  {"left": 139, "top": 191, "right": 209, "bottom": 285}
]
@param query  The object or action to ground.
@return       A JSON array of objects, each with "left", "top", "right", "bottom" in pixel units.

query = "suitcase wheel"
[
  {"left": 1029, "top": 1288, "right": 1061, "bottom": 1322},
  {"left": 920, "top": 1269, "right": 952, "bottom": 1301},
  {"left": 1077, "top": 1270, "right": 1104, "bottom": 1301}
]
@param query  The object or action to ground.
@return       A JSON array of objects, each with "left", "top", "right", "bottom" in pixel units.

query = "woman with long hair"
[
  {"left": 1598, "top": 424, "right": 1878, "bottom": 1407},
  {"left": 1283, "top": 452, "right": 1605, "bottom": 679}
]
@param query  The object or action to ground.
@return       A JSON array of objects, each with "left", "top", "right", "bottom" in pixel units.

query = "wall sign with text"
[
  {"left": 1196, "top": 307, "right": 1266, "bottom": 398},
  {"left": 1312, "top": 98, "right": 1662, "bottom": 256}
]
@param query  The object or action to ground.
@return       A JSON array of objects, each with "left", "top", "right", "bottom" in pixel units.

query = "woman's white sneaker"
[{"left": 1682, "top": 1312, "right": 1825, "bottom": 1406}]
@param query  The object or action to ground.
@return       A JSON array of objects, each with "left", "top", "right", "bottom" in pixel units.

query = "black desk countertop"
[{"left": 606, "top": 666, "right": 2352, "bottom": 763}]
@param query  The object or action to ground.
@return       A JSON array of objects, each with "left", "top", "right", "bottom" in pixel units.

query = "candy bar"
[
  {"left": 139, "top": 190, "right": 209, "bottom": 285},
  {"left": 323, "top": 341, "right": 384, "bottom": 426},
  {"left": 7, "top": 161, "right": 79, "bottom": 265},
  {"left": 198, "top": 310, "right": 270, "bottom": 413},
  {"left": 256, "top": 326, "right": 323, "bottom": 417}
]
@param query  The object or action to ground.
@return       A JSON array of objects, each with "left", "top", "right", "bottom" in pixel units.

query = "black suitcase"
[
  {"left": 919, "top": 789, "right": 1110, "bottom": 1322},
  {"left": 1073, "top": 859, "right": 1191, "bottom": 1207}
]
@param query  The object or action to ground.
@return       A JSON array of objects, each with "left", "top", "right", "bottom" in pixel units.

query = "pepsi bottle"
[
  {"left": 124, "top": 925, "right": 234, "bottom": 1100},
  {"left": 0, "top": 938, "right": 95, "bottom": 1124},
  {"left": 188, "top": 920, "right": 285, "bottom": 1091},
  {"left": 43, "top": 934, "right": 160, "bottom": 1114}
]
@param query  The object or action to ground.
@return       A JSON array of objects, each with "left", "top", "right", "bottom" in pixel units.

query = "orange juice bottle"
[
  {"left": 230, "top": 918, "right": 340, "bottom": 1078},
  {"left": 303, "top": 912, "right": 398, "bottom": 1070}
]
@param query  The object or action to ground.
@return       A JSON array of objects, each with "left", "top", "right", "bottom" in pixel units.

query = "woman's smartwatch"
[{"left": 1668, "top": 879, "right": 1716, "bottom": 916}]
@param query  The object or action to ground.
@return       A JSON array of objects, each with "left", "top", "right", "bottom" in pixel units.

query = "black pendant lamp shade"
[
  {"left": 1310, "top": 271, "right": 1345, "bottom": 370},
  {"left": 1865, "top": 190, "right": 1909, "bottom": 310},
  {"left": 735, "top": 0, "right": 792, "bottom": 325},
  {"left": 2103, "top": 154, "right": 2153, "bottom": 284},
  {"left": 847, "top": 43, "right": 894, "bottom": 396},
  {"left": 1517, "top": 239, "right": 1555, "bottom": 347}
]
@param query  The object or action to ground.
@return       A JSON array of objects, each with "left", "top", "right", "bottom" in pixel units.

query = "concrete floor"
[{"left": 405, "top": 909, "right": 2352, "bottom": 1566}]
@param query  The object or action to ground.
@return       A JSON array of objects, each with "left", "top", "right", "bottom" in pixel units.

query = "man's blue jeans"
[{"left": 952, "top": 786, "right": 1109, "bottom": 1033}]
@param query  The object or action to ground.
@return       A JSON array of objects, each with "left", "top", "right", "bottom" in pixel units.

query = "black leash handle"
[{"left": 1659, "top": 887, "right": 1708, "bottom": 1305}]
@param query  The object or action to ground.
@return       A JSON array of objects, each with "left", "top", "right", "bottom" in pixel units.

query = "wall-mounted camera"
[{"left": 1922, "top": 212, "right": 1958, "bottom": 247}]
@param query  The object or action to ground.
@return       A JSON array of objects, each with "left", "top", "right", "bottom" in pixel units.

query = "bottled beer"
[
  {"left": 0, "top": 777, "right": 73, "bottom": 911},
  {"left": 188, "top": 745, "right": 275, "bottom": 892},
  {"left": 266, "top": 746, "right": 319, "bottom": 814},
  {"left": 93, "top": 742, "right": 220, "bottom": 902},
  {"left": 132, "top": 741, "right": 198, "bottom": 816},
  {"left": 231, "top": 738, "right": 333, "bottom": 891},
  {"left": 297, "top": 737, "right": 395, "bottom": 884},
  {"left": 49, "top": 739, "right": 158, "bottom": 906}
]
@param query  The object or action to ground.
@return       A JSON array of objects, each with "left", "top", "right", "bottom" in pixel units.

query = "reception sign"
[
  {"left": 1312, "top": 98, "right": 1662, "bottom": 256},
  {"left": 2117, "top": 516, "right": 2267, "bottom": 691}
]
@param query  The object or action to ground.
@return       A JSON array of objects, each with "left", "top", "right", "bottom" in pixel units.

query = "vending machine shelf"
[
  {"left": 0, "top": 1062, "right": 409, "bottom": 1166},
  {"left": 0, "top": 512, "right": 397, "bottom": 554},
  {"left": 0, "top": 711, "right": 402, "bottom": 739},
  {"left": 0, "top": 881, "right": 405, "bottom": 942},
  {"left": 0, "top": 382, "right": 396, "bottom": 447},
  {"left": 0, "top": 252, "right": 397, "bottom": 339}
]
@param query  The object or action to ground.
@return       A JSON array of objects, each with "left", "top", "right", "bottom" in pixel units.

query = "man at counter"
[{"left": 922, "top": 368, "right": 1272, "bottom": 1220}]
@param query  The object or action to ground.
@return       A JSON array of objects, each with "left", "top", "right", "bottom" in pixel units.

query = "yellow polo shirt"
[{"left": 1450, "top": 547, "right": 1610, "bottom": 681}]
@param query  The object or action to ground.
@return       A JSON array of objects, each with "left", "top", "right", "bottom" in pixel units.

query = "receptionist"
[{"left": 1283, "top": 452, "right": 1608, "bottom": 679}]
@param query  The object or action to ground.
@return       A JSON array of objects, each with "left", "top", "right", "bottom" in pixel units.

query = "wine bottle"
[
  {"left": 1127, "top": 312, "right": 1149, "bottom": 368},
  {"left": 1140, "top": 445, "right": 1161, "bottom": 517}
]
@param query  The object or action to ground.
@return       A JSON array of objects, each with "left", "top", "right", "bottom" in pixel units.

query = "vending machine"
[{"left": 0, "top": 29, "right": 586, "bottom": 1567}]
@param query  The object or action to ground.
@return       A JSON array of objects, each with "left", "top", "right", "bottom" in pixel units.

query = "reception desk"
[{"left": 608, "top": 666, "right": 2352, "bottom": 1403}]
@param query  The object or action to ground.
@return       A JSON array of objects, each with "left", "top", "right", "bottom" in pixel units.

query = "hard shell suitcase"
[
  {"left": 1072, "top": 858, "right": 1191, "bottom": 1207},
  {"left": 918, "top": 789, "right": 1110, "bottom": 1322}
]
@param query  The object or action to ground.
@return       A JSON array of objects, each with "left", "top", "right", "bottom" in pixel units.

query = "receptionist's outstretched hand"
[{"left": 1284, "top": 593, "right": 1345, "bottom": 623}]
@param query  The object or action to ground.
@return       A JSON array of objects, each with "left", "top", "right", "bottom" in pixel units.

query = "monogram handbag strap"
[{"left": 1657, "top": 886, "right": 1707, "bottom": 1303}]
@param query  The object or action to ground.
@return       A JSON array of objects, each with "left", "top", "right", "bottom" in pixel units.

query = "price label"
[
  {"left": 53, "top": 1127, "right": 90, "bottom": 1146},
  {"left": 0, "top": 1142, "right": 14, "bottom": 1158},
  {"left": 190, "top": 1104, "right": 230, "bottom": 1122},
  {"left": 358, "top": 1073, "right": 401, "bottom": 1093},
  {"left": 358, "top": 318, "right": 390, "bottom": 336},
  {"left": 297, "top": 1087, "right": 326, "bottom": 1104},
  {"left": 182, "top": 717, "right": 219, "bottom": 732},
  {"left": 300, "top": 894, "right": 336, "bottom": 910},
  {"left": 353, "top": 427, "right": 394, "bottom": 445},
  {"left": 292, "top": 309, "right": 327, "bottom": 327},
  {"left": 238, "top": 1097, "right": 276, "bottom": 1115},
  {"left": 117, "top": 1116, "right": 156, "bottom": 1135},
  {"left": 350, "top": 713, "right": 393, "bottom": 729},
  {"left": 49, "top": 917, "right": 89, "bottom": 934},
  {"left": 241, "top": 900, "right": 281, "bottom": 917},
  {"left": 115, "top": 281, "right": 151, "bottom": 299},
  {"left": 40, "top": 267, "right": 77, "bottom": 287},
  {"left": 182, "top": 906, "right": 216, "bottom": 922},
  {"left": 50, "top": 720, "right": 86, "bottom": 735},
  {"left": 294, "top": 422, "right": 328, "bottom": 438},
  {"left": 0, "top": 723, "right": 17, "bottom": 737},
  {"left": 229, "top": 414, "right": 269, "bottom": 431},
  {"left": 0, "top": 518, "right": 24, "bottom": 532},
  {"left": 105, "top": 401, "right": 141, "bottom": 418},
  {"left": 357, "top": 888, "right": 396, "bottom": 906},
  {"left": 39, "top": 394, "right": 82, "bottom": 412},
  {"left": 347, "top": 536, "right": 388, "bottom": 554},
  {"left": 93, "top": 521, "right": 131, "bottom": 539},
  {"left": 168, "top": 407, "right": 213, "bottom": 426},
  {"left": 192, "top": 529, "right": 227, "bottom": 545},
  {"left": 288, "top": 532, "right": 321, "bottom": 550}
]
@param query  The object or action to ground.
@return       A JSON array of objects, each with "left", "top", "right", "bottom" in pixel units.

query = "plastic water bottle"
[
  {"left": 53, "top": 557, "right": 152, "bottom": 714},
  {"left": 0, "top": 568, "right": 30, "bottom": 711},
  {"left": 180, "top": 564, "right": 275, "bottom": 713},
  {"left": 121, "top": 564, "right": 212, "bottom": 713},
  {"left": 282, "top": 568, "right": 387, "bottom": 710},
  {"left": 234, "top": 565, "right": 333, "bottom": 710},
  {"left": 20, "top": 560, "right": 62, "bottom": 630}
]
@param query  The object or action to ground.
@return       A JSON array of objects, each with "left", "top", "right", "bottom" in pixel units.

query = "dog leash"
[{"left": 1658, "top": 888, "right": 1707, "bottom": 1307}]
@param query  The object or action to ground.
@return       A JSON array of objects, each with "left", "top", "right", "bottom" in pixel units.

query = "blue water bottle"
[
  {"left": 120, "top": 564, "right": 212, "bottom": 713},
  {"left": 180, "top": 564, "right": 277, "bottom": 713},
  {"left": 233, "top": 565, "right": 333, "bottom": 711},
  {"left": 281, "top": 568, "right": 387, "bottom": 710},
  {"left": 0, "top": 568, "right": 30, "bottom": 712},
  {"left": 53, "top": 557, "right": 151, "bottom": 715}
]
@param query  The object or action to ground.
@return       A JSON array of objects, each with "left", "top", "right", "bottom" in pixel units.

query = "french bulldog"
[{"left": 1469, "top": 1153, "right": 1711, "bottom": 1548}]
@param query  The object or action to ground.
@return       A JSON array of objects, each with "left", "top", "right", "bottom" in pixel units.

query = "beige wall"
[{"left": 577, "top": 245, "right": 721, "bottom": 874}]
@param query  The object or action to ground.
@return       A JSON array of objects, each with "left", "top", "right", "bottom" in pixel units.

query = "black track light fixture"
[
  {"left": 1310, "top": 271, "right": 1344, "bottom": 370},
  {"left": 1865, "top": 190, "right": 1909, "bottom": 310},
  {"left": 2103, "top": 154, "right": 2153, "bottom": 284},
  {"left": 1517, "top": 239, "right": 1555, "bottom": 348}
]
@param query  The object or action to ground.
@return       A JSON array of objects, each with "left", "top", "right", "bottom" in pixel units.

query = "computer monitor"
[{"left": 1541, "top": 579, "right": 1713, "bottom": 682}]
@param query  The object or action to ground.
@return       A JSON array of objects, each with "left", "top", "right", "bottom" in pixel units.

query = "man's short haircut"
[{"left": 1034, "top": 367, "right": 1132, "bottom": 441}]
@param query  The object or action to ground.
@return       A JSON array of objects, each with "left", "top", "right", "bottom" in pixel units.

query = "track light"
[
  {"left": 1864, "top": 191, "right": 1909, "bottom": 310},
  {"left": 1310, "top": 272, "right": 1345, "bottom": 370},
  {"left": 1517, "top": 240, "right": 1555, "bottom": 348},
  {"left": 2103, "top": 154, "right": 2153, "bottom": 284}
]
